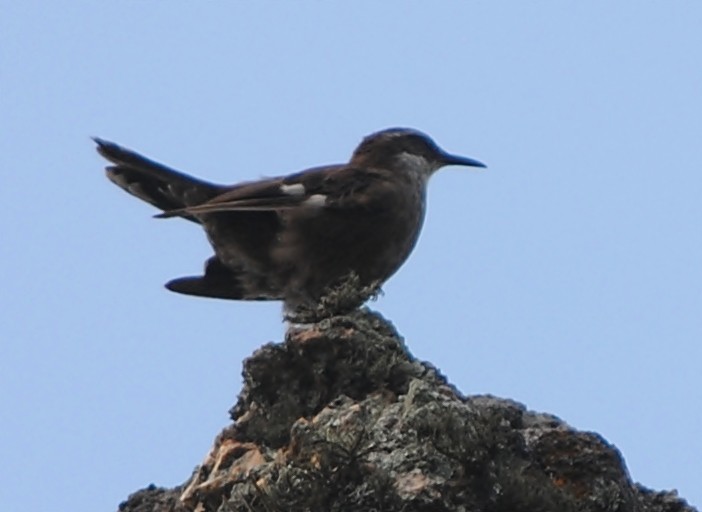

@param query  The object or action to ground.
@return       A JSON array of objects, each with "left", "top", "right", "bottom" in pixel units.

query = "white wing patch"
[
  {"left": 303, "top": 194, "right": 327, "bottom": 207},
  {"left": 280, "top": 183, "right": 306, "bottom": 196}
]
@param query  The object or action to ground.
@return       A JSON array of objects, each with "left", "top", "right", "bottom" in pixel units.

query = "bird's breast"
[{"left": 274, "top": 185, "right": 425, "bottom": 294}]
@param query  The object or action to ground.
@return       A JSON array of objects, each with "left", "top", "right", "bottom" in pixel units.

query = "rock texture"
[{"left": 118, "top": 309, "right": 697, "bottom": 512}]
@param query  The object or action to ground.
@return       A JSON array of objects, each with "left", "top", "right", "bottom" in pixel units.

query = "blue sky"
[{"left": 1, "top": 2, "right": 700, "bottom": 510}]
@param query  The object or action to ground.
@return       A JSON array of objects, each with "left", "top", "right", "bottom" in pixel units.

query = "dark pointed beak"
[{"left": 441, "top": 152, "right": 487, "bottom": 168}]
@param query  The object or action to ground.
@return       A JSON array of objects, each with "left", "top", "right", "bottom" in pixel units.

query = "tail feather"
[
  {"left": 95, "top": 138, "right": 223, "bottom": 222},
  {"left": 165, "top": 256, "right": 281, "bottom": 301}
]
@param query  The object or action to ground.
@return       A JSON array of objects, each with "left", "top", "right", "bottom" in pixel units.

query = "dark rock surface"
[{"left": 117, "top": 309, "right": 697, "bottom": 512}]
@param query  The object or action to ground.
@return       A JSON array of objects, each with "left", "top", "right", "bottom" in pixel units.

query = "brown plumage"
[{"left": 96, "top": 128, "right": 485, "bottom": 317}]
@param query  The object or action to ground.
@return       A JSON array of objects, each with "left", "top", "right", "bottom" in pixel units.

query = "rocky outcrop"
[{"left": 118, "top": 310, "right": 697, "bottom": 512}]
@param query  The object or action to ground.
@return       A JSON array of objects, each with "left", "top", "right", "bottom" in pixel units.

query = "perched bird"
[{"left": 96, "top": 128, "right": 485, "bottom": 318}]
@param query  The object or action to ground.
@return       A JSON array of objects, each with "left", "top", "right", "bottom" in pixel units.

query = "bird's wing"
[
  {"left": 95, "top": 138, "right": 224, "bottom": 223},
  {"left": 156, "top": 164, "right": 391, "bottom": 218}
]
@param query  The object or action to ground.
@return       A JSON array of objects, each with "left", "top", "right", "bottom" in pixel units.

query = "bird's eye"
[{"left": 405, "top": 135, "right": 437, "bottom": 156}]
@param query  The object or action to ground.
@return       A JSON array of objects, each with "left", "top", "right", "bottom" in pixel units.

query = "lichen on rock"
[{"left": 117, "top": 309, "right": 698, "bottom": 512}]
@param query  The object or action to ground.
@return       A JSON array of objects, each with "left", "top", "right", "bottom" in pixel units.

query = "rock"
[{"left": 117, "top": 309, "right": 698, "bottom": 512}]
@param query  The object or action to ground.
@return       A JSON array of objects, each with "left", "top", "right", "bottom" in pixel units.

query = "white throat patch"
[{"left": 395, "top": 152, "right": 437, "bottom": 181}]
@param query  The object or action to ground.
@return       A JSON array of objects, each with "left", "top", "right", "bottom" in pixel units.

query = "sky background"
[{"left": 1, "top": 2, "right": 700, "bottom": 510}]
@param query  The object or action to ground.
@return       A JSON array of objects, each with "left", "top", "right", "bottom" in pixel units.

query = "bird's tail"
[{"left": 94, "top": 138, "right": 224, "bottom": 223}]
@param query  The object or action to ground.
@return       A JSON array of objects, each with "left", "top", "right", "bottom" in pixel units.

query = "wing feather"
[{"left": 155, "top": 164, "right": 395, "bottom": 218}]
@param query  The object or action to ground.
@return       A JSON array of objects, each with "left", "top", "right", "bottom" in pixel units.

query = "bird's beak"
[{"left": 441, "top": 152, "right": 487, "bottom": 169}]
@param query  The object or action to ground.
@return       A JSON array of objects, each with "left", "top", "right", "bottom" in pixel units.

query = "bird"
[{"left": 96, "top": 128, "right": 485, "bottom": 320}]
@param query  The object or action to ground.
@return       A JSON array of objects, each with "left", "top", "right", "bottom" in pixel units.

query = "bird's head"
[{"left": 349, "top": 128, "right": 486, "bottom": 178}]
